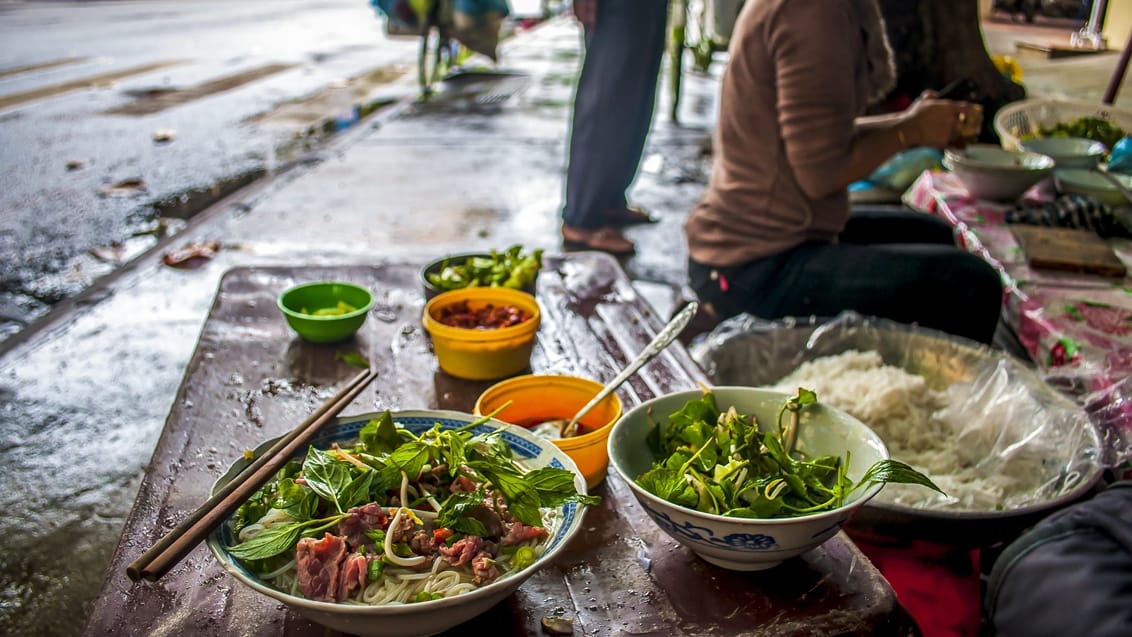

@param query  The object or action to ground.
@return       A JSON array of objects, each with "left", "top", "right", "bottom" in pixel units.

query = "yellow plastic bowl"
[
  {"left": 422, "top": 287, "right": 541, "bottom": 381},
  {"left": 475, "top": 374, "right": 621, "bottom": 488}
]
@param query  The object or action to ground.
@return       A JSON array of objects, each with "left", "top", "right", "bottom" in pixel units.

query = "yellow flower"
[{"left": 992, "top": 55, "right": 1024, "bottom": 84}]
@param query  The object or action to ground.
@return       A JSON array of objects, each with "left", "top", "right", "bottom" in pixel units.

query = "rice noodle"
[{"left": 771, "top": 350, "right": 1054, "bottom": 511}]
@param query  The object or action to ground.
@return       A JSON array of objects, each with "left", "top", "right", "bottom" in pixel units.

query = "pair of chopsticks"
[{"left": 126, "top": 367, "right": 378, "bottom": 583}]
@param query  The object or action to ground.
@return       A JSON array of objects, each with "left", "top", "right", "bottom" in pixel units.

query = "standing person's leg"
[{"left": 562, "top": 0, "right": 668, "bottom": 252}]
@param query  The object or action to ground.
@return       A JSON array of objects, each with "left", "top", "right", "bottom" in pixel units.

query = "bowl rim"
[
  {"left": 1018, "top": 136, "right": 1108, "bottom": 156},
  {"left": 422, "top": 287, "right": 541, "bottom": 339},
  {"left": 1054, "top": 167, "right": 1132, "bottom": 187},
  {"left": 205, "top": 409, "right": 588, "bottom": 618},
  {"left": 607, "top": 386, "right": 888, "bottom": 526},
  {"left": 943, "top": 149, "right": 1055, "bottom": 172},
  {"left": 474, "top": 373, "right": 623, "bottom": 443},
  {"left": 277, "top": 281, "right": 375, "bottom": 321}
]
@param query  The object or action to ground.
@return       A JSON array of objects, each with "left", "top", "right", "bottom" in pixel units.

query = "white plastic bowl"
[
  {"left": 607, "top": 387, "right": 889, "bottom": 571},
  {"left": 206, "top": 410, "right": 589, "bottom": 637},
  {"left": 943, "top": 145, "right": 1055, "bottom": 202},
  {"left": 1054, "top": 168, "right": 1132, "bottom": 207},
  {"left": 1018, "top": 136, "right": 1108, "bottom": 169}
]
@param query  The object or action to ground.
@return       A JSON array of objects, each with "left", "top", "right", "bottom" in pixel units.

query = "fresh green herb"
[
  {"left": 363, "top": 528, "right": 386, "bottom": 544},
  {"left": 635, "top": 388, "right": 943, "bottom": 519},
  {"left": 226, "top": 514, "right": 347, "bottom": 561},
  {"left": 427, "top": 245, "right": 543, "bottom": 292},
  {"left": 335, "top": 351, "right": 370, "bottom": 368},
  {"left": 300, "top": 447, "right": 354, "bottom": 514}
]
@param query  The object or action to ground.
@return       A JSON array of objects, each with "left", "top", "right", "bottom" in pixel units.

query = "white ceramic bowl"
[
  {"left": 1018, "top": 136, "right": 1108, "bottom": 169},
  {"left": 1054, "top": 168, "right": 1132, "bottom": 207},
  {"left": 206, "top": 410, "right": 589, "bottom": 637},
  {"left": 607, "top": 387, "right": 889, "bottom": 571},
  {"left": 943, "top": 145, "right": 1055, "bottom": 202}
]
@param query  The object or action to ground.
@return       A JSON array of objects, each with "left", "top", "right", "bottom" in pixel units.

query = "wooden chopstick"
[{"left": 126, "top": 367, "right": 378, "bottom": 582}]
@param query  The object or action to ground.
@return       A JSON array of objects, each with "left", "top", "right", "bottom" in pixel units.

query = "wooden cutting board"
[{"left": 1010, "top": 225, "right": 1128, "bottom": 277}]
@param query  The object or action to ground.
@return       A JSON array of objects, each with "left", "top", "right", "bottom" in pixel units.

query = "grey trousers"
[{"left": 561, "top": 0, "right": 669, "bottom": 229}]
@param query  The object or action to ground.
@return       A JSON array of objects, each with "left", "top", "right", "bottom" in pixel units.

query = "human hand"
[{"left": 902, "top": 92, "right": 983, "bottom": 149}]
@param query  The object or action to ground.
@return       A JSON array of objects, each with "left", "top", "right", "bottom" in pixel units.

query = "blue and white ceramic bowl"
[
  {"left": 207, "top": 410, "right": 588, "bottom": 637},
  {"left": 607, "top": 387, "right": 888, "bottom": 571}
]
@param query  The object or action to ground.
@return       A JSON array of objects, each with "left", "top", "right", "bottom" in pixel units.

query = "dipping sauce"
[
  {"left": 513, "top": 417, "right": 593, "bottom": 440},
  {"left": 437, "top": 300, "right": 532, "bottom": 329}
]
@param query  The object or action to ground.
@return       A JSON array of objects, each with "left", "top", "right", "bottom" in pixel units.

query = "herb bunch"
[
  {"left": 228, "top": 411, "right": 599, "bottom": 567},
  {"left": 635, "top": 389, "right": 943, "bottom": 519}
]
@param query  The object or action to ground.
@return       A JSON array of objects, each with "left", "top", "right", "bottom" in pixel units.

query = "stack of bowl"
[{"left": 943, "top": 144, "right": 1055, "bottom": 202}]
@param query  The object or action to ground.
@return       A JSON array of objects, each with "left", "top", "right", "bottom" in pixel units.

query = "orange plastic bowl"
[
  {"left": 475, "top": 374, "right": 621, "bottom": 488},
  {"left": 422, "top": 288, "right": 541, "bottom": 381}
]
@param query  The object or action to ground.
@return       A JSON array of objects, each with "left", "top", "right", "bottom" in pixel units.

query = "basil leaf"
[
  {"left": 525, "top": 467, "right": 601, "bottom": 507},
  {"left": 226, "top": 522, "right": 304, "bottom": 561},
  {"left": 637, "top": 468, "right": 697, "bottom": 508},
  {"left": 360, "top": 412, "right": 402, "bottom": 455},
  {"left": 335, "top": 351, "right": 370, "bottom": 369},
  {"left": 436, "top": 491, "right": 490, "bottom": 537},
  {"left": 301, "top": 446, "right": 353, "bottom": 513},
  {"left": 856, "top": 459, "right": 945, "bottom": 495}
]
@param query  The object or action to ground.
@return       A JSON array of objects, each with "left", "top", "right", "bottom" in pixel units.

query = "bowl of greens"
[
  {"left": 607, "top": 386, "right": 942, "bottom": 571},
  {"left": 421, "top": 246, "right": 543, "bottom": 301}
]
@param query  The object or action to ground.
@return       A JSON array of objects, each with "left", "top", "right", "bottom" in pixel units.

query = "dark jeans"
[
  {"left": 561, "top": 0, "right": 668, "bottom": 229},
  {"left": 688, "top": 208, "right": 1004, "bottom": 344}
]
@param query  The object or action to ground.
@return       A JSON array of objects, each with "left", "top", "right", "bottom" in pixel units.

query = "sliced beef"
[
  {"left": 337, "top": 552, "right": 369, "bottom": 601},
  {"left": 295, "top": 533, "right": 348, "bottom": 602},
  {"left": 387, "top": 509, "right": 416, "bottom": 544},
  {"left": 500, "top": 520, "right": 548, "bottom": 546},
  {"left": 409, "top": 529, "right": 437, "bottom": 557},
  {"left": 438, "top": 535, "right": 485, "bottom": 567},
  {"left": 337, "top": 502, "right": 388, "bottom": 550},
  {"left": 471, "top": 552, "right": 499, "bottom": 586}
]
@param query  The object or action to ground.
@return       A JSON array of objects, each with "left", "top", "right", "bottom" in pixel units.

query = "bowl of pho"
[{"left": 206, "top": 410, "right": 597, "bottom": 637}]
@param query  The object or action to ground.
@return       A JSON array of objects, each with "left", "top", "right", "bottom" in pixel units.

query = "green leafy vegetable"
[
  {"left": 427, "top": 245, "right": 543, "bottom": 292},
  {"left": 226, "top": 514, "right": 346, "bottom": 561},
  {"left": 635, "top": 388, "right": 944, "bottom": 519},
  {"left": 335, "top": 351, "right": 370, "bottom": 368}
]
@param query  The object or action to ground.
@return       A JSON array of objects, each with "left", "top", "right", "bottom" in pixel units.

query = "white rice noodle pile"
[{"left": 771, "top": 350, "right": 1055, "bottom": 512}]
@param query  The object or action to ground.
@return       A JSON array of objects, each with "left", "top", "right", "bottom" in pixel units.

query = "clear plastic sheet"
[{"left": 687, "top": 312, "right": 1106, "bottom": 514}]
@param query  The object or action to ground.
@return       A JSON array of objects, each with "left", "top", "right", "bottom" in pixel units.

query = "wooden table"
[{"left": 83, "top": 252, "right": 919, "bottom": 636}]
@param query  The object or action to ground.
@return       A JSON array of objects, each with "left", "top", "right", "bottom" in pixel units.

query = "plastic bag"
[
  {"left": 452, "top": 0, "right": 510, "bottom": 61},
  {"left": 687, "top": 311, "right": 1106, "bottom": 513},
  {"left": 1106, "top": 135, "right": 1132, "bottom": 175},
  {"left": 371, "top": 0, "right": 427, "bottom": 35},
  {"left": 867, "top": 148, "right": 943, "bottom": 192}
]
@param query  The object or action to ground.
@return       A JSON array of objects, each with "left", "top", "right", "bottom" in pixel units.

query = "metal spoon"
[{"left": 534, "top": 301, "right": 699, "bottom": 439}]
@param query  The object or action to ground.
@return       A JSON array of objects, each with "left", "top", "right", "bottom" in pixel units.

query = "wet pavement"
[{"left": 0, "top": 11, "right": 1127, "bottom": 636}]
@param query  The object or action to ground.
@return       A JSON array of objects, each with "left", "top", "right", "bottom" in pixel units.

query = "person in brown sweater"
[{"left": 684, "top": 0, "right": 1004, "bottom": 344}]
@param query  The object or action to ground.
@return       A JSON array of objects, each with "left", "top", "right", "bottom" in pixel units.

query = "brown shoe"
[
  {"left": 562, "top": 225, "right": 635, "bottom": 255},
  {"left": 608, "top": 205, "right": 659, "bottom": 226}
]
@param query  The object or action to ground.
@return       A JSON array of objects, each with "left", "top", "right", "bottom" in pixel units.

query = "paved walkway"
[{"left": 0, "top": 13, "right": 1127, "bottom": 637}]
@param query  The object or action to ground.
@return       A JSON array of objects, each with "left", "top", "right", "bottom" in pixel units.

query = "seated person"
[{"left": 684, "top": 0, "right": 1003, "bottom": 345}]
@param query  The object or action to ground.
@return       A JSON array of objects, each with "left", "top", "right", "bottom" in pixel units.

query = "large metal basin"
[{"left": 688, "top": 313, "right": 1105, "bottom": 547}]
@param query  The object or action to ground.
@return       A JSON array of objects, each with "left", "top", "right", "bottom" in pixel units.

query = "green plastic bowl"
[{"left": 277, "top": 281, "right": 374, "bottom": 343}]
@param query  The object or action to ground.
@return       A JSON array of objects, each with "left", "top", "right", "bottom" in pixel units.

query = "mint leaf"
[
  {"left": 637, "top": 468, "right": 697, "bottom": 508},
  {"left": 360, "top": 412, "right": 402, "bottom": 455}
]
